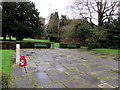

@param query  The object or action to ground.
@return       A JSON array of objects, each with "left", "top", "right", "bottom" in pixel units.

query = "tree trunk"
[
  {"left": 98, "top": 12, "right": 104, "bottom": 26},
  {"left": 45, "top": 36, "right": 48, "bottom": 39},
  {"left": 89, "top": 18, "right": 94, "bottom": 28},
  {"left": 9, "top": 36, "right": 12, "bottom": 40},
  {"left": 3, "top": 35, "right": 6, "bottom": 41}
]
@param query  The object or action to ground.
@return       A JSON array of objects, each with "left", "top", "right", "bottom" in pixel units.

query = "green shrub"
[
  {"left": 87, "top": 43, "right": 101, "bottom": 49},
  {"left": 46, "top": 43, "right": 51, "bottom": 48},
  {"left": 50, "top": 37, "right": 58, "bottom": 42},
  {"left": 1, "top": 73, "right": 8, "bottom": 88},
  {"left": 76, "top": 44, "right": 80, "bottom": 48},
  {"left": 59, "top": 43, "right": 67, "bottom": 48},
  {"left": 2, "top": 42, "right": 16, "bottom": 50}
]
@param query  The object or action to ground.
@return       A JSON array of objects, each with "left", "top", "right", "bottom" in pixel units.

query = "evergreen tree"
[
  {"left": 2, "top": 2, "right": 42, "bottom": 40},
  {"left": 106, "top": 18, "right": 120, "bottom": 49},
  {"left": 47, "top": 12, "right": 59, "bottom": 36}
]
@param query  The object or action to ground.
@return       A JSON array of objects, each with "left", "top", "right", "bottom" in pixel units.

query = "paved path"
[{"left": 9, "top": 48, "right": 119, "bottom": 88}]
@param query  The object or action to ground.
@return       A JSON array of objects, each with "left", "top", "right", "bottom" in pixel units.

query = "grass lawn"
[
  {"left": 92, "top": 48, "right": 119, "bottom": 55},
  {"left": 81, "top": 46, "right": 88, "bottom": 49},
  {"left": 54, "top": 43, "right": 59, "bottom": 48},
  {"left": 1, "top": 50, "right": 14, "bottom": 78},
  {"left": 81, "top": 46, "right": 119, "bottom": 55},
  {"left": 23, "top": 38, "right": 51, "bottom": 43}
]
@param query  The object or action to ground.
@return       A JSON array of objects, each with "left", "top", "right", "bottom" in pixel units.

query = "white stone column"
[{"left": 16, "top": 44, "right": 20, "bottom": 66}]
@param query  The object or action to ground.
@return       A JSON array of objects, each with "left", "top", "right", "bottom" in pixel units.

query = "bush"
[
  {"left": 76, "top": 44, "right": 81, "bottom": 48},
  {"left": 0, "top": 73, "right": 8, "bottom": 88},
  {"left": 50, "top": 37, "right": 58, "bottom": 42},
  {"left": 45, "top": 43, "right": 51, "bottom": 48},
  {"left": 87, "top": 43, "right": 101, "bottom": 49},
  {"left": 59, "top": 43, "right": 67, "bottom": 48},
  {"left": 2, "top": 42, "right": 16, "bottom": 50}
]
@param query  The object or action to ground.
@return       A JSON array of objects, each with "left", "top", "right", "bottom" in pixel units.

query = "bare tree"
[{"left": 67, "top": 0, "right": 118, "bottom": 26}]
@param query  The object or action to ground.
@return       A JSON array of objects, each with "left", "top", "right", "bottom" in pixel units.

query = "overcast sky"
[{"left": 30, "top": 0, "right": 73, "bottom": 23}]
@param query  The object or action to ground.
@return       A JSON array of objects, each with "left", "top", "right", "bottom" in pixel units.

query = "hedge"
[
  {"left": 1, "top": 41, "right": 51, "bottom": 49},
  {"left": 87, "top": 43, "right": 101, "bottom": 49},
  {"left": 59, "top": 43, "right": 80, "bottom": 48},
  {"left": 17, "top": 42, "right": 51, "bottom": 48},
  {"left": 1, "top": 42, "right": 16, "bottom": 50}
]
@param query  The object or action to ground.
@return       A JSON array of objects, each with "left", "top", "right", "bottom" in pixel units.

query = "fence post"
[{"left": 16, "top": 44, "right": 20, "bottom": 66}]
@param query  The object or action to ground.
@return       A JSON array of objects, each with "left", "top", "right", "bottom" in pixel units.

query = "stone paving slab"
[
  {"left": 90, "top": 66, "right": 112, "bottom": 72},
  {"left": 54, "top": 65, "right": 67, "bottom": 72},
  {"left": 58, "top": 49, "right": 118, "bottom": 69},
  {"left": 80, "top": 74, "right": 101, "bottom": 84},
  {"left": 102, "top": 79, "right": 118, "bottom": 87},
  {"left": 33, "top": 72, "right": 52, "bottom": 85},
  {"left": 26, "top": 66, "right": 37, "bottom": 72},
  {"left": 11, "top": 67, "right": 26, "bottom": 77},
  {"left": 36, "top": 65, "right": 54, "bottom": 72},
  {"left": 98, "top": 83, "right": 115, "bottom": 88},
  {"left": 87, "top": 63, "right": 106, "bottom": 68},
  {"left": 10, "top": 76, "right": 35, "bottom": 88},
  {"left": 77, "top": 67, "right": 92, "bottom": 74},
  {"left": 64, "top": 79, "right": 89, "bottom": 88},
  {"left": 10, "top": 49, "right": 119, "bottom": 88},
  {"left": 38, "top": 83, "right": 65, "bottom": 88},
  {"left": 65, "top": 70, "right": 81, "bottom": 76},
  {"left": 93, "top": 72, "right": 116, "bottom": 78},
  {"left": 48, "top": 72, "right": 71, "bottom": 82}
]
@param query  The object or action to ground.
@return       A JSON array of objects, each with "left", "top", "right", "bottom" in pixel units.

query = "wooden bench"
[
  {"left": 34, "top": 43, "right": 47, "bottom": 48},
  {"left": 67, "top": 44, "right": 77, "bottom": 48}
]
